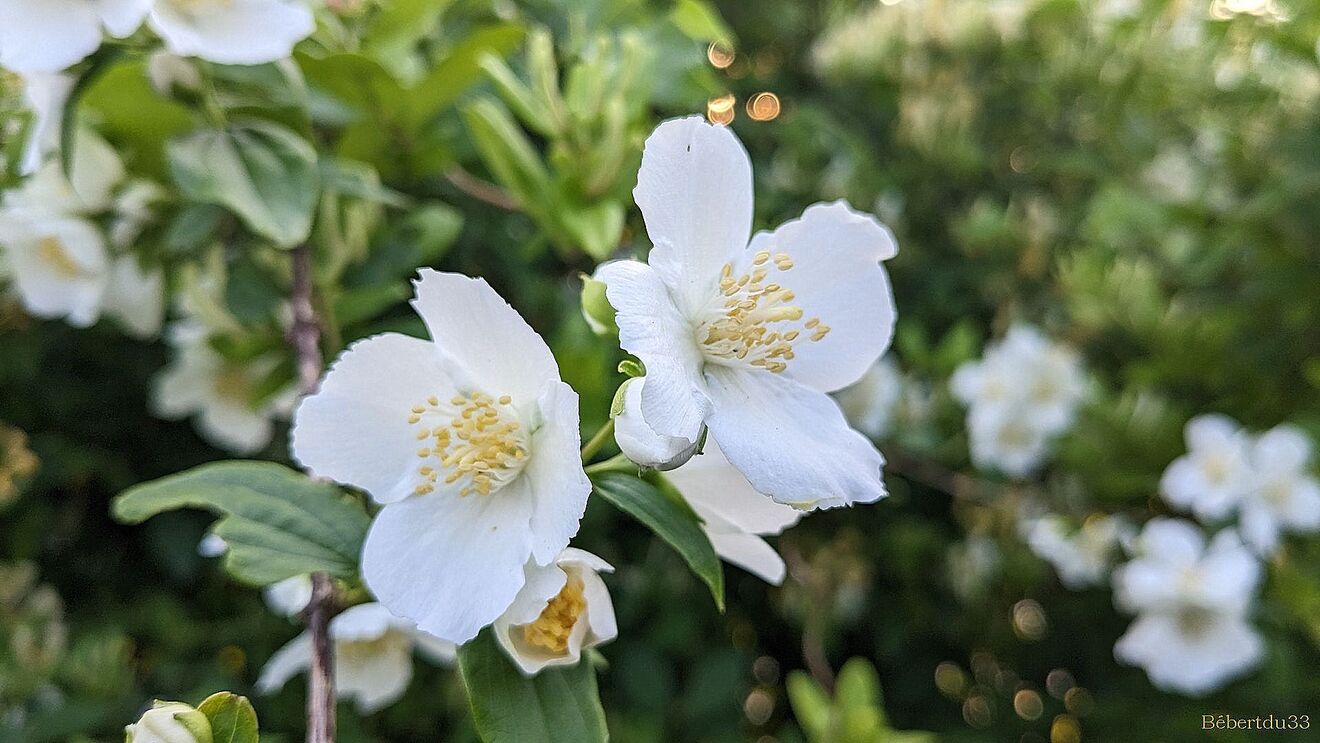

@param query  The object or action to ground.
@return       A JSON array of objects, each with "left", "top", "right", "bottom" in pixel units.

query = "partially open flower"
[
  {"left": 124, "top": 701, "right": 213, "bottom": 743},
  {"left": 492, "top": 548, "right": 617, "bottom": 676}
]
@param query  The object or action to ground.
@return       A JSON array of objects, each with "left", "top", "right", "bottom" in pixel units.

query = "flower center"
[
  {"left": 523, "top": 577, "right": 586, "bottom": 653},
  {"left": 697, "top": 250, "right": 828, "bottom": 373},
  {"left": 37, "top": 236, "right": 87, "bottom": 278},
  {"left": 213, "top": 366, "right": 252, "bottom": 404},
  {"left": 1175, "top": 606, "right": 1216, "bottom": 639},
  {"left": 409, "top": 391, "right": 528, "bottom": 497}
]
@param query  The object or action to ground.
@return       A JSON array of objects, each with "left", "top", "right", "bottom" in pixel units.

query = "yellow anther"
[
  {"left": 523, "top": 578, "right": 587, "bottom": 653},
  {"left": 408, "top": 391, "right": 528, "bottom": 498},
  {"left": 499, "top": 395, "right": 512, "bottom": 405},
  {"left": 698, "top": 258, "right": 827, "bottom": 374}
]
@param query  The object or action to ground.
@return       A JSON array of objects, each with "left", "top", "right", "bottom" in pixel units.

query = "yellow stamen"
[{"left": 522, "top": 578, "right": 587, "bottom": 653}]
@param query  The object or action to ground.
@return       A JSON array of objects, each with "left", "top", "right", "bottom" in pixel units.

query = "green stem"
[
  {"left": 579, "top": 419, "right": 616, "bottom": 463},
  {"left": 584, "top": 453, "right": 634, "bottom": 476}
]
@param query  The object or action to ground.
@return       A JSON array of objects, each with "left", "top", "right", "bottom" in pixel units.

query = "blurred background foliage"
[{"left": 2, "top": 0, "right": 1320, "bottom": 740}]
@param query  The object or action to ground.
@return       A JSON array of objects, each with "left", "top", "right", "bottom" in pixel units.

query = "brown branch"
[
  {"left": 884, "top": 447, "right": 1002, "bottom": 503},
  {"left": 291, "top": 244, "right": 337, "bottom": 743},
  {"left": 445, "top": 165, "right": 521, "bottom": 211}
]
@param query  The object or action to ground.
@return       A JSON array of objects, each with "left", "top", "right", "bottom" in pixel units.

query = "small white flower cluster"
[
  {"left": 0, "top": 0, "right": 315, "bottom": 74},
  {"left": 951, "top": 325, "right": 1087, "bottom": 478},
  {"left": 1022, "top": 513, "right": 1132, "bottom": 590},
  {"left": 0, "top": 130, "right": 164, "bottom": 338},
  {"left": 1161, "top": 414, "right": 1320, "bottom": 555}
]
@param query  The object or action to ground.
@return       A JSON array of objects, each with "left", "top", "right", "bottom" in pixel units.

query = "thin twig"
[
  {"left": 445, "top": 165, "right": 521, "bottom": 211},
  {"left": 884, "top": 447, "right": 1002, "bottom": 503},
  {"left": 291, "top": 245, "right": 336, "bottom": 743},
  {"left": 579, "top": 419, "right": 616, "bottom": 463}
]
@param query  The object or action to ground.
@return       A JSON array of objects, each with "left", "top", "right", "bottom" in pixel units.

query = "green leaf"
[
  {"left": 669, "top": 0, "right": 736, "bottom": 47},
  {"left": 81, "top": 60, "right": 195, "bottom": 178},
  {"left": 457, "top": 627, "right": 608, "bottom": 743},
  {"left": 112, "top": 461, "right": 370, "bottom": 586},
  {"left": 409, "top": 23, "right": 526, "bottom": 126},
  {"left": 786, "top": 671, "right": 831, "bottom": 740},
  {"left": 58, "top": 45, "right": 123, "bottom": 181},
  {"left": 197, "top": 693, "right": 259, "bottom": 743},
  {"left": 163, "top": 203, "right": 228, "bottom": 257},
  {"left": 590, "top": 472, "right": 724, "bottom": 610},
  {"left": 168, "top": 120, "right": 320, "bottom": 248}
]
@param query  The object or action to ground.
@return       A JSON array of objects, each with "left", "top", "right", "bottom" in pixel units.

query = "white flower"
[
  {"left": 152, "top": 322, "right": 293, "bottom": 453},
  {"left": 1160, "top": 414, "right": 1254, "bottom": 521},
  {"left": 146, "top": 51, "right": 202, "bottom": 96},
  {"left": 291, "top": 270, "right": 591, "bottom": 643},
  {"left": 148, "top": 0, "right": 316, "bottom": 65},
  {"left": 965, "top": 407, "right": 1051, "bottom": 478},
  {"left": 257, "top": 602, "right": 456, "bottom": 713},
  {"left": 17, "top": 72, "right": 74, "bottom": 174},
  {"left": 492, "top": 548, "right": 616, "bottom": 676},
  {"left": 124, "top": 701, "right": 212, "bottom": 743},
  {"left": 1112, "top": 519, "right": 1263, "bottom": 696},
  {"left": 612, "top": 376, "right": 700, "bottom": 471},
  {"left": 1024, "top": 514, "right": 1131, "bottom": 589},
  {"left": 664, "top": 440, "right": 802, "bottom": 584},
  {"left": 264, "top": 574, "right": 313, "bottom": 617},
  {"left": 0, "top": 0, "right": 150, "bottom": 73},
  {"left": 103, "top": 255, "right": 166, "bottom": 339},
  {"left": 833, "top": 356, "right": 902, "bottom": 440},
  {"left": 109, "top": 179, "right": 165, "bottom": 249},
  {"left": 1238, "top": 425, "right": 1320, "bottom": 554},
  {"left": 0, "top": 212, "right": 109, "bottom": 327},
  {"left": 596, "top": 117, "right": 897, "bottom": 510}
]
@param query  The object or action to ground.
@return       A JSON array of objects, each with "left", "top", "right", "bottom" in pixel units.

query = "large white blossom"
[
  {"left": 148, "top": 0, "right": 316, "bottom": 65},
  {"left": 1112, "top": 519, "right": 1263, "bottom": 696},
  {"left": 833, "top": 356, "right": 903, "bottom": 441},
  {"left": 152, "top": 322, "right": 293, "bottom": 453},
  {"left": 1238, "top": 425, "right": 1320, "bottom": 554},
  {"left": 597, "top": 116, "right": 897, "bottom": 510},
  {"left": 0, "top": 0, "right": 150, "bottom": 73},
  {"left": 1159, "top": 414, "right": 1254, "bottom": 521},
  {"left": 257, "top": 602, "right": 456, "bottom": 713},
  {"left": 492, "top": 548, "right": 617, "bottom": 676},
  {"left": 951, "top": 324, "right": 1086, "bottom": 477},
  {"left": 291, "top": 270, "right": 591, "bottom": 643},
  {"left": 664, "top": 440, "right": 802, "bottom": 584},
  {"left": 1024, "top": 513, "right": 1132, "bottom": 589}
]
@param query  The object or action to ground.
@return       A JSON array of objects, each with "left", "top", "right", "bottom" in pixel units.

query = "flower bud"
[
  {"left": 613, "top": 377, "right": 700, "bottom": 471},
  {"left": 579, "top": 273, "right": 617, "bottom": 336},
  {"left": 124, "top": 701, "right": 213, "bottom": 743}
]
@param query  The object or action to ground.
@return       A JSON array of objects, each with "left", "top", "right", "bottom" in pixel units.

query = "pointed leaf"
[{"left": 197, "top": 693, "right": 259, "bottom": 743}]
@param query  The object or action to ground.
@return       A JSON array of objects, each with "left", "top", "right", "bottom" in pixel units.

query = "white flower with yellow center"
[
  {"left": 1112, "top": 519, "right": 1263, "bottom": 696},
  {"left": 257, "top": 602, "right": 456, "bottom": 713},
  {"left": 597, "top": 116, "right": 897, "bottom": 509},
  {"left": 291, "top": 270, "right": 591, "bottom": 643},
  {"left": 663, "top": 441, "right": 802, "bottom": 584},
  {"left": 0, "top": 0, "right": 150, "bottom": 73},
  {"left": 152, "top": 322, "right": 293, "bottom": 453},
  {"left": 148, "top": 0, "right": 316, "bottom": 65},
  {"left": 492, "top": 548, "right": 616, "bottom": 676},
  {"left": 1238, "top": 425, "right": 1320, "bottom": 555},
  {"left": 1160, "top": 414, "right": 1253, "bottom": 521},
  {"left": 1024, "top": 513, "right": 1132, "bottom": 589},
  {"left": 965, "top": 407, "right": 1051, "bottom": 478}
]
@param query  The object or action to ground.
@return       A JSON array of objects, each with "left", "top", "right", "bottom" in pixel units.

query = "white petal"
[
  {"left": 597, "top": 260, "right": 709, "bottom": 440},
  {"left": 634, "top": 117, "right": 752, "bottom": 315},
  {"left": 613, "top": 377, "right": 701, "bottom": 470},
  {"left": 706, "top": 530, "right": 786, "bottom": 585},
  {"left": 577, "top": 565, "right": 617, "bottom": 647},
  {"left": 331, "top": 602, "right": 405, "bottom": 643},
  {"left": 704, "top": 365, "right": 884, "bottom": 509},
  {"left": 523, "top": 381, "right": 592, "bottom": 565},
  {"left": 18, "top": 72, "right": 73, "bottom": 175},
  {"left": 1185, "top": 414, "right": 1244, "bottom": 451},
  {"left": 197, "top": 533, "right": 228, "bottom": 558},
  {"left": 0, "top": 0, "right": 101, "bottom": 72},
  {"left": 1282, "top": 477, "right": 1320, "bottom": 529},
  {"left": 411, "top": 631, "right": 458, "bottom": 666},
  {"left": 263, "top": 575, "right": 312, "bottom": 617},
  {"left": 744, "top": 201, "right": 897, "bottom": 392},
  {"left": 1252, "top": 424, "right": 1312, "bottom": 473},
  {"left": 362, "top": 481, "right": 535, "bottom": 644},
  {"left": 502, "top": 559, "right": 568, "bottom": 627},
  {"left": 336, "top": 633, "right": 414, "bottom": 713},
  {"left": 198, "top": 402, "right": 273, "bottom": 454},
  {"left": 409, "top": 269, "right": 561, "bottom": 403},
  {"left": 1136, "top": 518, "right": 1205, "bottom": 565},
  {"left": 149, "top": 0, "right": 315, "bottom": 65},
  {"left": 102, "top": 256, "right": 165, "bottom": 339},
  {"left": 666, "top": 439, "right": 801, "bottom": 535},
  {"left": 291, "top": 333, "right": 457, "bottom": 505},
  {"left": 256, "top": 631, "right": 313, "bottom": 694},
  {"left": 97, "top": 0, "right": 152, "bottom": 37},
  {"left": 1239, "top": 505, "right": 1280, "bottom": 556},
  {"left": 3, "top": 215, "right": 108, "bottom": 327}
]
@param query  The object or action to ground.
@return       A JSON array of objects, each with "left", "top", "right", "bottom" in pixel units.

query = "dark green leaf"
[
  {"left": 458, "top": 627, "right": 608, "bottom": 743},
  {"left": 197, "top": 692, "right": 259, "bottom": 743},
  {"left": 112, "top": 461, "right": 370, "bottom": 585}
]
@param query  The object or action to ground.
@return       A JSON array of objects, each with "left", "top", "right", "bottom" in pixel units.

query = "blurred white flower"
[
  {"left": 146, "top": 51, "right": 202, "bottom": 96},
  {"left": 264, "top": 574, "right": 313, "bottom": 617},
  {"left": 0, "top": 0, "right": 149, "bottom": 73},
  {"left": 1025, "top": 513, "right": 1132, "bottom": 589},
  {"left": 148, "top": 0, "right": 316, "bottom": 65},
  {"left": 597, "top": 116, "right": 897, "bottom": 510},
  {"left": 952, "top": 325, "right": 1086, "bottom": 478},
  {"left": 103, "top": 255, "right": 166, "bottom": 339},
  {"left": 196, "top": 533, "right": 228, "bottom": 558},
  {"left": 612, "top": 376, "right": 700, "bottom": 471},
  {"left": 833, "top": 357, "right": 902, "bottom": 440},
  {"left": 664, "top": 440, "right": 802, "bottom": 585},
  {"left": 258, "top": 602, "right": 456, "bottom": 713},
  {"left": 947, "top": 534, "right": 1001, "bottom": 602},
  {"left": 17, "top": 72, "right": 73, "bottom": 175},
  {"left": 152, "top": 322, "right": 293, "bottom": 453},
  {"left": 0, "top": 212, "right": 109, "bottom": 328},
  {"left": 492, "top": 548, "right": 616, "bottom": 676},
  {"left": 124, "top": 700, "right": 212, "bottom": 743},
  {"left": 1142, "top": 147, "right": 1200, "bottom": 204},
  {"left": 1160, "top": 414, "right": 1254, "bottom": 521},
  {"left": 291, "top": 270, "right": 590, "bottom": 644},
  {"left": 109, "top": 180, "right": 166, "bottom": 249},
  {"left": 1112, "top": 519, "right": 1262, "bottom": 696},
  {"left": 1239, "top": 425, "right": 1320, "bottom": 554}
]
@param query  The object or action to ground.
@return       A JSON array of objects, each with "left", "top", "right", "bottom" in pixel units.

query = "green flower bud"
[
  {"left": 579, "top": 273, "right": 618, "bottom": 336},
  {"left": 125, "top": 701, "right": 213, "bottom": 743}
]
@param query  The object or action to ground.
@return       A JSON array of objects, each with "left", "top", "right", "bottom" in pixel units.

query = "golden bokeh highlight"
[
  {"left": 1051, "top": 714, "right": 1082, "bottom": 743},
  {"left": 935, "top": 661, "right": 968, "bottom": 698},
  {"left": 1012, "top": 599, "right": 1048, "bottom": 641},
  {"left": 707, "top": 42, "right": 736, "bottom": 69},
  {"left": 747, "top": 92, "right": 782, "bottom": 121},
  {"left": 707, "top": 94, "right": 736, "bottom": 125},
  {"left": 962, "top": 694, "right": 993, "bottom": 728},
  {"left": 1064, "top": 687, "right": 1094, "bottom": 717},
  {"left": 1013, "top": 689, "right": 1044, "bottom": 721},
  {"left": 743, "top": 689, "right": 774, "bottom": 725}
]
